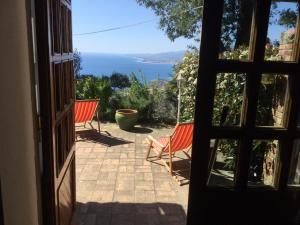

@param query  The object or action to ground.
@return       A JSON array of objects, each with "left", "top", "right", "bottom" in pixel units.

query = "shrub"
[
  {"left": 118, "top": 73, "right": 153, "bottom": 122},
  {"left": 110, "top": 72, "right": 130, "bottom": 89},
  {"left": 76, "top": 73, "right": 177, "bottom": 124},
  {"left": 76, "top": 75, "right": 112, "bottom": 119},
  {"left": 174, "top": 46, "right": 285, "bottom": 179},
  {"left": 150, "top": 79, "right": 177, "bottom": 123},
  {"left": 174, "top": 48, "right": 199, "bottom": 122}
]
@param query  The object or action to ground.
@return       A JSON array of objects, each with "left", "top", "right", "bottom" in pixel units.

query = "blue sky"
[
  {"left": 72, "top": 1, "right": 297, "bottom": 54},
  {"left": 268, "top": 2, "right": 298, "bottom": 43},
  {"left": 72, "top": 0, "right": 195, "bottom": 54}
]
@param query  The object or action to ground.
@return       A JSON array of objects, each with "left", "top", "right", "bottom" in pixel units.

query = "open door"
[
  {"left": 35, "top": 0, "right": 76, "bottom": 225},
  {"left": 187, "top": 0, "right": 300, "bottom": 225}
]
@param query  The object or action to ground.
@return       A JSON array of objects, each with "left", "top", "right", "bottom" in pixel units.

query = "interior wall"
[{"left": 0, "top": 0, "right": 41, "bottom": 225}]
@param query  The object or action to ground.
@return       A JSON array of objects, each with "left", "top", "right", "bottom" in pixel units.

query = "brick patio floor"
[{"left": 75, "top": 122, "right": 190, "bottom": 225}]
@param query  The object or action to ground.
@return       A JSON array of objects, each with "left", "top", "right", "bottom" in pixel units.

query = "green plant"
[
  {"left": 76, "top": 75, "right": 112, "bottom": 119},
  {"left": 175, "top": 46, "right": 286, "bottom": 178},
  {"left": 73, "top": 49, "right": 82, "bottom": 78},
  {"left": 114, "top": 73, "right": 153, "bottom": 122},
  {"left": 174, "top": 48, "right": 199, "bottom": 122},
  {"left": 110, "top": 72, "right": 130, "bottom": 89},
  {"left": 150, "top": 79, "right": 177, "bottom": 123}
]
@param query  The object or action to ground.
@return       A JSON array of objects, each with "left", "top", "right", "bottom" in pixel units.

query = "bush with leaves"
[
  {"left": 76, "top": 75, "right": 112, "bottom": 119},
  {"left": 110, "top": 72, "right": 130, "bottom": 89},
  {"left": 150, "top": 79, "right": 177, "bottom": 123},
  {"left": 174, "top": 48, "right": 199, "bottom": 122},
  {"left": 118, "top": 73, "right": 153, "bottom": 122},
  {"left": 175, "top": 45, "right": 286, "bottom": 181}
]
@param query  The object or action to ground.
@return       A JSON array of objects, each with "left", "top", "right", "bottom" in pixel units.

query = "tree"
[
  {"left": 278, "top": 8, "right": 297, "bottom": 29},
  {"left": 136, "top": 0, "right": 255, "bottom": 49},
  {"left": 110, "top": 72, "right": 130, "bottom": 89},
  {"left": 73, "top": 49, "right": 82, "bottom": 78},
  {"left": 137, "top": 0, "right": 297, "bottom": 50},
  {"left": 136, "top": 0, "right": 204, "bottom": 41}
]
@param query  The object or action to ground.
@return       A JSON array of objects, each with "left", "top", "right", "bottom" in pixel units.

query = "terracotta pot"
[{"left": 115, "top": 109, "right": 138, "bottom": 130}]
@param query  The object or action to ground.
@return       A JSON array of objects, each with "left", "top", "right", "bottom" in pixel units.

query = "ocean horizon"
[{"left": 80, "top": 52, "right": 179, "bottom": 81}]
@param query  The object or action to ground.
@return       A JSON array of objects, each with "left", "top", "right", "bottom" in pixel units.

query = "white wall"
[{"left": 0, "top": 0, "right": 41, "bottom": 225}]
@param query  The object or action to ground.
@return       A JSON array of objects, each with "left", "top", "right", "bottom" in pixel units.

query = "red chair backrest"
[
  {"left": 75, "top": 100, "right": 99, "bottom": 123},
  {"left": 169, "top": 122, "right": 194, "bottom": 152}
]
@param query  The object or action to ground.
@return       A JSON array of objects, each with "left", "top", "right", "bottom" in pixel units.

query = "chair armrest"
[{"left": 147, "top": 135, "right": 166, "bottom": 148}]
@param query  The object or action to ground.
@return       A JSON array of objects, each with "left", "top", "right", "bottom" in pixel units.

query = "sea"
[{"left": 80, "top": 53, "right": 175, "bottom": 81}]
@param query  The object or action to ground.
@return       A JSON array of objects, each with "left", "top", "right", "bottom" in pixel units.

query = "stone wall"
[
  {"left": 278, "top": 43, "right": 294, "bottom": 61},
  {"left": 263, "top": 29, "right": 300, "bottom": 186},
  {"left": 262, "top": 30, "right": 295, "bottom": 186}
]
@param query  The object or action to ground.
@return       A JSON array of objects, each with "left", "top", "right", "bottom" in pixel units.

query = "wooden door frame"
[
  {"left": 35, "top": 0, "right": 56, "bottom": 224},
  {"left": 187, "top": 1, "right": 300, "bottom": 225},
  {"left": 35, "top": 0, "right": 76, "bottom": 225},
  {"left": 0, "top": 180, "right": 4, "bottom": 225}
]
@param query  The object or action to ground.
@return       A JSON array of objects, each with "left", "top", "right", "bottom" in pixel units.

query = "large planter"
[{"left": 115, "top": 109, "right": 138, "bottom": 130}]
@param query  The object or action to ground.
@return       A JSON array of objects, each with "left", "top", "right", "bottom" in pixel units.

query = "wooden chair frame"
[
  {"left": 145, "top": 122, "right": 193, "bottom": 185},
  {"left": 75, "top": 99, "right": 101, "bottom": 134}
]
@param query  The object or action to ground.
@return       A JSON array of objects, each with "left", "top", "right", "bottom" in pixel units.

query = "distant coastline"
[
  {"left": 134, "top": 57, "right": 178, "bottom": 65},
  {"left": 80, "top": 51, "right": 184, "bottom": 81}
]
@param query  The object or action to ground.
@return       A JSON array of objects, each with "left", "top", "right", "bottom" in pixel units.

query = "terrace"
[{"left": 75, "top": 122, "right": 190, "bottom": 225}]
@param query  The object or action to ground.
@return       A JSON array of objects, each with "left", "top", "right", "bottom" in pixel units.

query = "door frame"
[
  {"left": 35, "top": 0, "right": 76, "bottom": 225},
  {"left": 187, "top": 1, "right": 300, "bottom": 225},
  {"left": 35, "top": 1, "right": 56, "bottom": 224}
]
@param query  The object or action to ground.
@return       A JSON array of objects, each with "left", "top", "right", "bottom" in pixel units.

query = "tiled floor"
[{"left": 75, "top": 122, "right": 190, "bottom": 225}]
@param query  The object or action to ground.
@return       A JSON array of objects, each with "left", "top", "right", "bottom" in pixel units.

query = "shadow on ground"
[
  {"left": 127, "top": 126, "right": 153, "bottom": 134},
  {"left": 75, "top": 202, "right": 187, "bottom": 225},
  {"left": 76, "top": 130, "right": 133, "bottom": 147}
]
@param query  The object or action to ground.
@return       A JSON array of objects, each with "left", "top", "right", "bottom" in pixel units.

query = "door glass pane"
[
  {"left": 213, "top": 73, "right": 246, "bottom": 126},
  {"left": 256, "top": 74, "right": 288, "bottom": 127},
  {"left": 219, "top": 0, "right": 254, "bottom": 60},
  {"left": 288, "top": 140, "right": 300, "bottom": 186},
  {"left": 265, "top": 1, "right": 299, "bottom": 61},
  {"left": 207, "top": 139, "right": 239, "bottom": 187},
  {"left": 248, "top": 140, "right": 280, "bottom": 188}
]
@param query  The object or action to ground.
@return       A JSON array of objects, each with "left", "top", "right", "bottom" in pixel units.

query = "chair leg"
[
  {"left": 84, "top": 121, "right": 87, "bottom": 128},
  {"left": 169, "top": 150, "right": 173, "bottom": 175},
  {"left": 89, "top": 121, "right": 95, "bottom": 130},
  {"left": 146, "top": 140, "right": 153, "bottom": 160},
  {"left": 97, "top": 114, "right": 101, "bottom": 134}
]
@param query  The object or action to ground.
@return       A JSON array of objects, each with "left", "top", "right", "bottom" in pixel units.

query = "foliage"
[
  {"left": 76, "top": 75, "right": 112, "bottom": 119},
  {"left": 175, "top": 45, "right": 286, "bottom": 180},
  {"left": 136, "top": 0, "right": 203, "bottom": 41},
  {"left": 137, "top": 0, "right": 296, "bottom": 50},
  {"left": 174, "top": 48, "right": 199, "bottom": 122},
  {"left": 278, "top": 8, "right": 298, "bottom": 29},
  {"left": 73, "top": 49, "right": 82, "bottom": 78},
  {"left": 110, "top": 72, "right": 130, "bottom": 89},
  {"left": 116, "top": 74, "right": 153, "bottom": 122},
  {"left": 76, "top": 72, "right": 177, "bottom": 123},
  {"left": 150, "top": 79, "right": 177, "bottom": 123}
]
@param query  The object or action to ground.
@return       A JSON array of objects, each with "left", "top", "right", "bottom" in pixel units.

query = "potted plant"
[{"left": 115, "top": 109, "right": 138, "bottom": 130}]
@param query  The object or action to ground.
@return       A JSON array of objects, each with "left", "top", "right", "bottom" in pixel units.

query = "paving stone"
[
  {"left": 113, "top": 191, "right": 135, "bottom": 202},
  {"left": 91, "top": 190, "right": 114, "bottom": 203},
  {"left": 92, "top": 147, "right": 107, "bottom": 153},
  {"left": 135, "top": 180, "right": 154, "bottom": 191},
  {"left": 116, "top": 179, "right": 135, "bottom": 191},
  {"left": 110, "top": 214, "right": 135, "bottom": 225},
  {"left": 135, "top": 190, "right": 156, "bottom": 203},
  {"left": 95, "top": 215, "right": 111, "bottom": 225},
  {"left": 75, "top": 122, "right": 188, "bottom": 225}
]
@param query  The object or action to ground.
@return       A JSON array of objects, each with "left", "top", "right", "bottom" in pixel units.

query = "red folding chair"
[
  {"left": 75, "top": 99, "right": 100, "bottom": 133},
  {"left": 145, "top": 122, "right": 194, "bottom": 184}
]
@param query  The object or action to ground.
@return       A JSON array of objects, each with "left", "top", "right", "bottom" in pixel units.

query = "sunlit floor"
[{"left": 74, "top": 122, "right": 190, "bottom": 225}]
